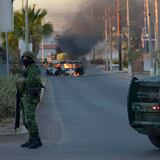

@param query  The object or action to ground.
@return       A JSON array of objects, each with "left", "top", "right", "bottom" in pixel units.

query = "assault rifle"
[{"left": 15, "top": 89, "right": 21, "bottom": 134}]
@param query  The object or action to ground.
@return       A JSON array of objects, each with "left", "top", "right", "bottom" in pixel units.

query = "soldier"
[{"left": 17, "top": 51, "right": 42, "bottom": 149}]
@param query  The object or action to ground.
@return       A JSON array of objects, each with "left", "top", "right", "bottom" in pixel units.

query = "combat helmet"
[{"left": 22, "top": 51, "right": 36, "bottom": 61}]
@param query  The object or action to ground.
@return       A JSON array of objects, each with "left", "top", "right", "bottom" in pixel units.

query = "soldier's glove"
[
  {"left": 16, "top": 78, "right": 25, "bottom": 89},
  {"left": 18, "top": 77, "right": 25, "bottom": 83}
]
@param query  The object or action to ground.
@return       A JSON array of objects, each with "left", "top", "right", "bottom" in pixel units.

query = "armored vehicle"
[{"left": 128, "top": 76, "right": 160, "bottom": 148}]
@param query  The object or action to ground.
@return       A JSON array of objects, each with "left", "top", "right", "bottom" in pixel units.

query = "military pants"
[{"left": 21, "top": 96, "right": 40, "bottom": 141}]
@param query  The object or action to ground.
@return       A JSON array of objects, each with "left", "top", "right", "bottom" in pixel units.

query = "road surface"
[{"left": 0, "top": 65, "right": 159, "bottom": 160}]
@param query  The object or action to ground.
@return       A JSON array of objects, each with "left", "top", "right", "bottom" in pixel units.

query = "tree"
[
  {"left": 122, "top": 31, "right": 141, "bottom": 66},
  {"left": 1, "top": 5, "right": 53, "bottom": 58}
]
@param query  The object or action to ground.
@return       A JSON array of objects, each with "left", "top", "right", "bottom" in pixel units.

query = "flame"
[{"left": 74, "top": 72, "right": 80, "bottom": 77}]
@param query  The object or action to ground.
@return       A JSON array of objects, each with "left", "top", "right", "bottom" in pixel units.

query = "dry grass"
[{"left": 0, "top": 75, "right": 18, "bottom": 121}]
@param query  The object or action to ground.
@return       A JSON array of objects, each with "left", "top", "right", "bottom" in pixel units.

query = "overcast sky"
[
  {"left": 13, "top": 0, "right": 82, "bottom": 12},
  {"left": 13, "top": 0, "right": 84, "bottom": 32}
]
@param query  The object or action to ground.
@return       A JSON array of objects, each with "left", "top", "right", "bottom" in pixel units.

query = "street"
[
  {"left": 0, "top": 66, "right": 160, "bottom": 160},
  {"left": 1, "top": 0, "right": 160, "bottom": 159}
]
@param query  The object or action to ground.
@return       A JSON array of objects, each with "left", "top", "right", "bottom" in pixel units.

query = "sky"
[{"left": 13, "top": 0, "right": 84, "bottom": 32}]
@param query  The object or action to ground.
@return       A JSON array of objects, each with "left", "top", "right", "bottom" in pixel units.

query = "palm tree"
[
  {"left": 27, "top": 5, "right": 53, "bottom": 55},
  {"left": 2, "top": 5, "right": 53, "bottom": 57}
]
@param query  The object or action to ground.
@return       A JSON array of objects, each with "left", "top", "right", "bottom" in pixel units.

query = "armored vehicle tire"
[{"left": 148, "top": 135, "right": 160, "bottom": 148}]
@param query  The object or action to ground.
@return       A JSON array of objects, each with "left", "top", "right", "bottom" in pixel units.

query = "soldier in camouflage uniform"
[{"left": 17, "top": 51, "right": 42, "bottom": 149}]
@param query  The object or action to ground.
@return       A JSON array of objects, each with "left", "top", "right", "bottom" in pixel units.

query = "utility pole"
[
  {"left": 143, "top": 0, "right": 147, "bottom": 52},
  {"left": 5, "top": 32, "right": 9, "bottom": 76},
  {"left": 22, "top": 0, "right": 24, "bottom": 9},
  {"left": 155, "top": 0, "right": 159, "bottom": 53},
  {"left": 155, "top": 0, "right": 159, "bottom": 75},
  {"left": 109, "top": 7, "right": 113, "bottom": 71},
  {"left": 25, "top": 0, "right": 29, "bottom": 51},
  {"left": 41, "top": 20, "right": 44, "bottom": 62},
  {"left": 146, "top": 0, "right": 154, "bottom": 75},
  {"left": 104, "top": 7, "right": 109, "bottom": 70},
  {"left": 5, "top": 0, "right": 15, "bottom": 76},
  {"left": 117, "top": 0, "right": 122, "bottom": 71},
  {"left": 126, "top": 0, "right": 132, "bottom": 76},
  {"left": 90, "top": 7, "right": 95, "bottom": 63},
  {"left": 41, "top": 34, "right": 44, "bottom": 62}
]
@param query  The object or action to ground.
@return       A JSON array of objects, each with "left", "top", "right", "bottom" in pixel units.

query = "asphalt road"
[{"left": 0, "top": 65, "right": 160, "bottom": 160}]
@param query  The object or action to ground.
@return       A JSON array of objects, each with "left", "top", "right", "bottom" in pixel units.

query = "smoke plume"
[{"left": 59, "top": 0, "right": 144, "bottom": 58}]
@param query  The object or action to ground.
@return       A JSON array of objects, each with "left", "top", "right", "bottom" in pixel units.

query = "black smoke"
[{"left": 59, "top": 0, "right": 144, "bottom": 58}]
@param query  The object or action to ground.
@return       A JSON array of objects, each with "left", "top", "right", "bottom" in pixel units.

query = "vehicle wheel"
[{"left": 148, "top": 135, "right": 160, "bottom": 148}]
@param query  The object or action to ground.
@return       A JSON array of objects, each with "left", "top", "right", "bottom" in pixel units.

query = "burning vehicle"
[
  {"left": 45, "top": 60, "right": 84, "bottom": 76},
  {"left": 62, "top": 60, "right": 84, "bottom": 76},
  {"left": 45, "top": 60, "right": 61, "bottom": 76}
]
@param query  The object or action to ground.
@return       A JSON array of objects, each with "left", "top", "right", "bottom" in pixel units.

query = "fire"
[{"left": 74, "top": 72, "right": 80, "bottom": 77}]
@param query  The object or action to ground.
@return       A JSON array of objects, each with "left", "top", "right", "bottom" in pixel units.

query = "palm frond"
[{"left": 42, "top": 23, "right": 54, "bottom": 36}]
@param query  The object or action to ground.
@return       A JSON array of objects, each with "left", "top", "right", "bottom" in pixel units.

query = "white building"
[{"left": 38, "top": 35, "right": 59, "bottom": 60}]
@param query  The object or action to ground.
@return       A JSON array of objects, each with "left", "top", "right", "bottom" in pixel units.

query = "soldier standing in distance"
[{"left": 17, "top": 51, "right": 42, "bottom": 149}]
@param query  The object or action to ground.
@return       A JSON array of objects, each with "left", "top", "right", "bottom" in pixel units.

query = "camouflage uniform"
[{"left": 17, "top": 52, "right": 42, "bottom": 148}]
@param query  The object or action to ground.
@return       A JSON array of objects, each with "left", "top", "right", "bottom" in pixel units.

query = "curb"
[
  {"left": 102, "top": 69, "right": 150, "bottom": 79},
  {"left": 0, "top": 125, "right": 28, "bottom": 136},
  {"left": 94, "top": 65, "right": 150, "bottom": 79},
  {"left": 102, "top": 70, "right": 128, "bottom": 75},
  {"left": 103, "top": 71, "right": 150, "bottom": 80}
]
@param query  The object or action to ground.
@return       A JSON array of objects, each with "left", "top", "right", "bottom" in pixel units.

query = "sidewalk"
[
  {"left": 0, "top": 119, "right": 27, "bottom": 136},
  {"left": 0, "top": 118, "right": 28, "bottom": 144},
  {"left": 95, "top": 64, "right": 150, "bottom": 79}
]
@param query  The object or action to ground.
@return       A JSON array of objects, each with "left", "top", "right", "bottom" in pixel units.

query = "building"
[{"left": 38, "top": 34, "right": 59, "bottom": 60}]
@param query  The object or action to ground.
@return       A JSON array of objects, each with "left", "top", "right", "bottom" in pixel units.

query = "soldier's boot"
[
  {"left": 20, "top": 139, "right": 33, "bottom": 148},
  {"left": 28, "top": 138, "right": 42, "bottom": 149}
]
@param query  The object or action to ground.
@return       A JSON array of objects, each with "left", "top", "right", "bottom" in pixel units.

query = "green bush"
[
  {"left": 127, "top": 49, "right": 140, "bottom": 63},
  {"left": 123, "top": 61, "right": 128, "bottom": 68},
  {"left": 0, "top": 75, "right": 18, "bottom": 121}
]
